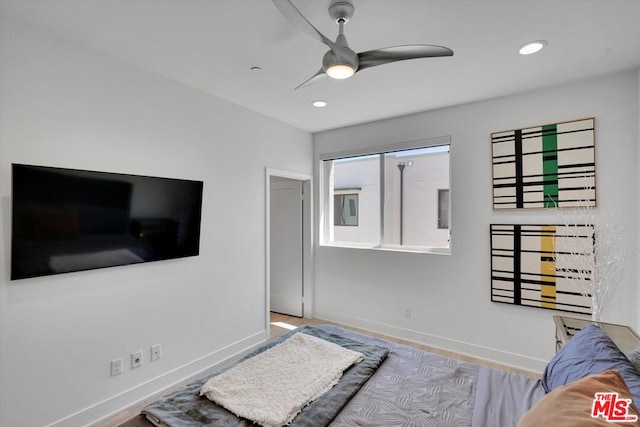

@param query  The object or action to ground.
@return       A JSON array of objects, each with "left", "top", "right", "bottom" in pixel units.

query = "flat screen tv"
[{"left": 11, "top": 164, "right": 203, "bottom": 280}]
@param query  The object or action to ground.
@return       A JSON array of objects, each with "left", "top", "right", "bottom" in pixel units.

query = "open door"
[{"left": 269, "top": 177, "right": 303, "bottom": 317}]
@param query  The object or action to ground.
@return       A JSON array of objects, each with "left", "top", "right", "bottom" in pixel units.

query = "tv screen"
[{"left": 11, "top": 164, "right": 203, "bottom": 280}]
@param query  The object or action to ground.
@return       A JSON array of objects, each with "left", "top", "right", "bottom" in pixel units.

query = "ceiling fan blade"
[
  {"left": 357, "top": 45, "right": 453, "bottom": 71},
  {"left": 273, "top": 1, "right": 337, "bottom": 49},
  {"left": 295, "top": 69, "right": 326, "bottom": 90},
  {"left": 272, "top": 0, "right": 350, "bottom": 62}
]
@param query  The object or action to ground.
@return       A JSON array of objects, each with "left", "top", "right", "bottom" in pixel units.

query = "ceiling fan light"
[
  {"left": 326, "top": 64, "right": 355, "bottom": 79},
  {"left": 519, "top": 40, "right": 547, "bottom": 55}
]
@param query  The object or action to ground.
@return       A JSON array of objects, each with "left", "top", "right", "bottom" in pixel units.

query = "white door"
[{"left": 270, "top": 178, "right": 303, "bottom": 317}]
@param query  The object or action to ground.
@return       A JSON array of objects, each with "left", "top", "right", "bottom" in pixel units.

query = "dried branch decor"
[{"left": 552, "top": 187, "right": 633, "bottom": 321}]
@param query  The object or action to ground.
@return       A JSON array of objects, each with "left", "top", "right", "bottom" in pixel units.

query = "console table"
[{"left": 554, "top": 315, "right": 640, "bottom": 354}]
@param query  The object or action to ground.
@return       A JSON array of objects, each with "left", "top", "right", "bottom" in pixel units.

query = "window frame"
[
  {"left": 319, "top": 135, "right": 452, "bottom": 254},
  {"left": 438, "top": 188, "right": 450, "bottom": 230}
]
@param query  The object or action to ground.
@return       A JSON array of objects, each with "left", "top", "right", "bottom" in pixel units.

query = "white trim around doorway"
[{"left": 265, "top": 168, "right": 314, "bottom": 339}]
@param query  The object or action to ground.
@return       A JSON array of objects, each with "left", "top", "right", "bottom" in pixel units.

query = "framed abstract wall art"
[
  {"left": 492, "top": 118, "right": 595, "bottom": 209},
  {"left": 490, "top": 224, "right": 594, "bottom": 315}
]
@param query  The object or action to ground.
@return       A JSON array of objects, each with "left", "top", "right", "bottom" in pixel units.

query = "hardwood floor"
[
  {"left": 93, "top": 312, "right": 539, "bottom": 427},
  {"left": 271, "top": 313, "right": 540, "bottom": 377}
]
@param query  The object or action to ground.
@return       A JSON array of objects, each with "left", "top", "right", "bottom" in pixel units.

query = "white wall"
[
  {"left": 314, "top": 70, "right": 639, "bottom": 372},
  {"left": 0, "top": 18, "right": 312, "bottom": 427},
  {"left": 637, "top": 67, "right": 640, "bottom": 333}
]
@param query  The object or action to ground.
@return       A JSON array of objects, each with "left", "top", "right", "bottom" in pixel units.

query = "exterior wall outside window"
[
  {"left": 332, "top": 156, "right": 380, "bottom": 244},
  {"left": 332, "top": 150, "right": 449, "bottom": 248}
]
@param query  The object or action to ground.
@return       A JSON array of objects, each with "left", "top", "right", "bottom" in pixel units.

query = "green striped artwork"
[
  {"left": 492, "top": 118, "right": 596, "bottom": 209},
  {"left": 542, "top": 124, "right": 558, "bottom": 207}
]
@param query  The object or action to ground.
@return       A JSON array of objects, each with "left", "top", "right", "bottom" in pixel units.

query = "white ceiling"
[{"left": 2, "top": 0, "right": 640, "bottom": 133}]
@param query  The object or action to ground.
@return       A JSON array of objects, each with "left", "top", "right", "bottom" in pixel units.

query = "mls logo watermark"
[{"left": 592, "top": 392, "right": 638, "bottom": 423}]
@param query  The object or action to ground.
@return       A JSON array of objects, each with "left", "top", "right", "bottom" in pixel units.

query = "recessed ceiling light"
[
  {"left": 312, "top": 100, "right": 328, "bottom": 108},
  {"left": 519, "top": 40, "right": 548, "bottom": 55}
]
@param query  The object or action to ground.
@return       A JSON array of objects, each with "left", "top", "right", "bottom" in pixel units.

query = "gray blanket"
[
  {"left": 318, "top": 325, "right": 479, "bottom": 426},
  {"left": 144, "top": 325, "right": 542, "bottom": 427},
  {"left": 143, "top": 326, "right": 389, "bottom": 426}
]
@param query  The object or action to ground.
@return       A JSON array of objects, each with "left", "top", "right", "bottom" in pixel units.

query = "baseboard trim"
[
  {"left": 315, "top": 310, "right": 547, "bottom": 373},
  {"left": 48, "top": 329, "right": 267, "bottom": 427}
]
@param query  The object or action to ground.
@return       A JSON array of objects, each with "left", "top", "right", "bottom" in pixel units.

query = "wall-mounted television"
[{"left": 11, "top": 164, "right": 203, "bottom": 280}]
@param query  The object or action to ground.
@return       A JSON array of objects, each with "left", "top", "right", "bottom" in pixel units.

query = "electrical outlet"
[
  {"left": 111, "top": 357, "right": 123, "bottom": 376},
  {"left": 151, "top": 344, "right": 161, "bottom": 361},
  {"left": 404, "top": 308, "right": 412, "bottom": 319},
  {"left": 131, "top": 351, "right": 143, "bottom": 369}
]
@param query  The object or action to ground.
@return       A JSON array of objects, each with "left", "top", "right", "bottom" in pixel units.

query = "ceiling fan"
[{"left": 273, "top": 0, "right": 454, "bottom": 89}]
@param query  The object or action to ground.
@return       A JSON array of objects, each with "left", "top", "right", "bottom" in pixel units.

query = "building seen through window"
[{"left": 323, "top": 144, "right": 450, "bottom": 251}]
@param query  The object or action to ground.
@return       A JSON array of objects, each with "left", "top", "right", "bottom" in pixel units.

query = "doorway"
[{"left": 265, "top": 169, "right": 313, "bottom": 332}]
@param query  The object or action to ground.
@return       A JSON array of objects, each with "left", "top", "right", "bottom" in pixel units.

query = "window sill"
[{"left": 320, "top": 242, "right": 451, "bottom": 255}]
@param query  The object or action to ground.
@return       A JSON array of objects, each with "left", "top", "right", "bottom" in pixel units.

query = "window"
[
  {"left": 438, "top": 189, "right": 450, "bottom": 229},
  {"left": 334, "top": 191, "right": 359, "bottom": 226},
  {"left": 321, "top": 137, "right": 451, "bottom": 253}
]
